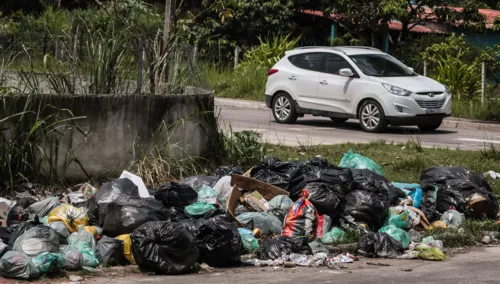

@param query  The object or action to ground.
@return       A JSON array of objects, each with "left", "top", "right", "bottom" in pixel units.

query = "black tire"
[
  {"left": 330, "top": 117, "right": 349, "bottom": 124},
  {"left": 418, "top": 121, "right": 442, "bottom": 132},
  {"left": 358, "top": 100, "right": 387, "bottom": 133},
  {"left": 272, "top": 93, "right": 298, "bottom": 124}
]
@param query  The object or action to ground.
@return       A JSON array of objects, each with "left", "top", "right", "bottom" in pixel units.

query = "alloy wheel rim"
[
  {"left": 274, "top": 96, "right": 291, "bottom": 120},
  {"left": 361, "top": 104, "right": 380, "bottom": 129}
]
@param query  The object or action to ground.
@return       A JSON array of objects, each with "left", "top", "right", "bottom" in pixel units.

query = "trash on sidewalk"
[
  {"left": 484, "top": 171, "right": 500, "bottom": 180},
  {"left": 0, "top": 251, "right": 40, "bottom": 280},
  {"left": 13, "top": 226, "right": 60, "bottom": 257},
  {"left": 321, "top": 227, "right": 345, "bottom": 245},
  {"left": 415, "top": 244, "right": 446, "bottom": 261},
  {"left": 440, "top": 210, "right": 465, "bottom": 228},
  {"left": 282, "top": 190, "right": 319, "bottom": 241},
  {"left": 32, "top": 252, "right": 64, "bottom": 274},
  {"left": 357, "top": 232, "right": 404, "bottom": 258},
  {"left": 339, "top": 149, "right": 384, "bottom": 176},
  {"left": 259, "top": 236, "right": 312, "bottom": 260},
  {"left": 378, "top": 225, "right": 411, "bottom": 249}
]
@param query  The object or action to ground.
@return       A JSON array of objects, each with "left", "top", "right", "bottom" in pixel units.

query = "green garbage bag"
[
  {"left": 240, "top": 234, "right": 259, "bottom": 253},
  {"left": 339, "top": 149, "right": 384, "bottom": 176},
  {"left": 378, "top": 225, "right": 411, "bottom": 249},
  {"left": 32, "top": 252, "right": 64, "bottom": 274},
  {"left": 321, "top": 227, "right": 345, "bottom": 245},
  {"left": 197, "top": 186, "right": 220, "bottom": 204},
  {"left": 184, "top": 202, "right": 216, "bottom": 217},
  {"left": 416, "top": 244, "right": 446, "bottom": 261},
  {"left": 67, "top": 227, "right": 99, "bottom": 268},
  {"left": 78, "top": 242, "right": 99, "bottom": 268},
  {"left": 384, "top": 208, "right": 409, "bottom": 229}
]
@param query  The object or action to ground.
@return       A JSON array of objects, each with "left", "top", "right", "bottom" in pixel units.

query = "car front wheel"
[
  {"left": 272, "top": 93, "right": 298, "bottom": 124},
  {"left": 418, "top": 121, "right": 442, "bottom": 132},
  {"left": 359, "top": 100, "right": 387, "bottom": 133}
]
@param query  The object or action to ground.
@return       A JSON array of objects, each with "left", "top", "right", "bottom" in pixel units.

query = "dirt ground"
[{"left": 16, "top": 245, "right": 498, "bottom": 284}]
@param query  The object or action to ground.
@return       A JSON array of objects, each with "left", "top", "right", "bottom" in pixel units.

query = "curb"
[{"left": 215, "top": 98, "right": 500, "bottom": 132}]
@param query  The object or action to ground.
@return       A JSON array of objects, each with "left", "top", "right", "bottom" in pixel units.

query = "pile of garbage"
[{"left": 0, "top": 152, "right": 497, "bottom": 280}]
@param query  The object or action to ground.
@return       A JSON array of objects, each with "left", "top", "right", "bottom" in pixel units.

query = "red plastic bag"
[{"left": 282, "top": 191, "right": 319, "bottom": 242}]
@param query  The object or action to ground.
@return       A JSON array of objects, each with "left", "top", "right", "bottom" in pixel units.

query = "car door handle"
[
  {"left": 320, "top": 80, "right": 328, "bottom": 85},
  {"left": 289, "top": 76, "right": 297, "bottom": 81}
]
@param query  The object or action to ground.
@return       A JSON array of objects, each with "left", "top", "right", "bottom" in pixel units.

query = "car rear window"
[{"left": 288, "top": 53, "right": 324, "bottom": 72}]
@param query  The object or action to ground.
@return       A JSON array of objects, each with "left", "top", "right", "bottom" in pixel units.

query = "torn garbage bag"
[
  {"left": 131, "top": 221, "right": 199, "bottom": 275},
  {"left": 12, "top": 226, "right": 60, "bottom": 257},
  {"left": 303, "top": 182, "right": 344, "bottom": 219},
  {"left": 97, "top": 236, "right": 125, "bottom": 266},
  {"left": 0, "top": 251, "right": 39, "bottom": 280},
  {"left": 282, "top": 191, "right": 319, "bottom": 241},
  {"left": 28, "top": 197, "right": 60, "bottom": 218},
  {"left": 259, "top": 236, "right": 312, "bottom": 260},
  {"left": 236, "top": 212, "right": 283, "bottom": 235},
  {"left": 357, "top": 232, "right": 403, "bottom": 258},
  {"left": 154, "top": 182, "right": 197, "bottom": 207},
  {"left": 60, "top": 245, "right": 83, "bottom": 271},
  {"left": 250, "top": 157, "right": 306, "bottom": 201},
  {"left": 32, "top": 252, "right": 64, "bottom": 274},
  {"left": 378, "top": 225, "right": 411, "bottom": 249},
  {"left": 178, "top": 176, "right": 220, "bottom": 189},
  {"left": 339, "top": 149, "right": 384, "bottom": 176},
  {"left": 267, "top": 195, "right": 294, "bottom": 220}
]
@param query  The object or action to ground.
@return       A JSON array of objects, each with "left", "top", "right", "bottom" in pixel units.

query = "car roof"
[{"left": 286, "top": 46, "right": 386, "bottom": 56}]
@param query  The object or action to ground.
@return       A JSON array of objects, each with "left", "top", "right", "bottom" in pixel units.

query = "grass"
[
  {"left": 452, "top": 99, "right": 500, "bottom": 121},
  {"left": 265, "top": 140, "right": 500, "bottom": 195}
]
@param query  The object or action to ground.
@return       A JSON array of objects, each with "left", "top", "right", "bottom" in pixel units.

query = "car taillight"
[{"left": 268, "top": 69, "right": 278, "bottom": 76}]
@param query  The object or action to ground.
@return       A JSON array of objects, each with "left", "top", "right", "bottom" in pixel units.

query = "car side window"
[
  {"left": 288, "top": 53, "right": 325, "bottom": 72},
  {"left": 325, "top": 54, "right": 354, "bottom": 75}
]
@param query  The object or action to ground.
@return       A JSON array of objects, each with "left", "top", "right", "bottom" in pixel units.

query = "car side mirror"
[
  {"left": 339, "top": 68, "right": 354, "bottom": 77},
  {"left": 408, "top": 67, "right": 415, "bottom": 72}
]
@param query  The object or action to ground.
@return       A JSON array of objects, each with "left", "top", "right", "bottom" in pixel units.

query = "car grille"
[{"left": 415, "top": 99, "right": 446, "bottom": 109}]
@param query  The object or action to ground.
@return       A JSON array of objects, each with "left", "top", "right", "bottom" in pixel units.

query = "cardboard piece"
[{"left": 226, "top": 174, "right": 289, "bottom": 218}]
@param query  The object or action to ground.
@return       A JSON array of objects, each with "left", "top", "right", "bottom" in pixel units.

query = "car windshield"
[{"left": 349, "top": 54, "right": 416, "bottom": 77}]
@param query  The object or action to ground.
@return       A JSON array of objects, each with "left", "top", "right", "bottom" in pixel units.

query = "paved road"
[
  {"left": 83, "top": 246, "right": 500, "bottom": 284},
  {"left": 217, "top": 106, "right": 500, "bottom": 150}
]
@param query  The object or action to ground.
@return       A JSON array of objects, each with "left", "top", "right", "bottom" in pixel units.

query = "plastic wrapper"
[
  {"left": 250, "top": 157, "right": 306, "bottom": 200},
  {"left": 259, "top": 236, "right": 312, "bottom": 260},
  {"left": 321, "top": 227, "right": 345, "bottom": 245},
  {"left": 28, "top": 197, "right": 60, "bottom": 218},
  {"left": 440, "top": 210, "right": 465, "bottom": 228},
  {"left": 282, "top": 191, "right": 319, "bottom": 241},
  {"left": 115, "top": 234, "right": 136, "bottom": 265},
  {"left": 339, "top": 149, "right": 384, "bottom": 176},
  {"left": 154, "top": 182, "right": 198, "bottom": 207},
  {"left": 47, "top": 204, "right": 89, "bottom": 233},
  {"left": 392, "top": 183, "right": 423, "bottom": 208},
  {"left": 97, "top": 236, "right": 125, "bottom": 266},
  {"left": 32, "top": 252, "right": 64, "bottom": 274},
  {"left": 214, "top": 165, "right": 243, "bottom": 177},
  {"left": 178, "top": 176, "right": 220, "bottom": 189},
  {"left": 0, "top": 251, "right": 39, "bottom": 280},
  {"left": 60, "top": 245, "right": 83, "bottom": 271},
  {"left": 212, "top": 176, "right": 233, "bottom": 202},
  {"left": 267, "top": 195, "right": 294, "bottom": 220},
  {"left": 197, "top": 186, "right": 220, "bottom": 205},
  {"left": 12, "top": 226, "right": 60, "bottom": 257},
  {"left": 303, "top": 182, "right": 344, "bottom": 219},
  {"left": 378, "top": 225, "right": 411, "bottom": 249},
  {"left": 236, "top": 212, "right": 283, "bottom": 235},
  {"left": 131, "top": 221, "right": 199, "bottom": 275},
  {"left": 416, "top": 244, "right": 446, "bottom": 261},
  {"left": 357, "top": 232, "right": 403, "bottom": 258},
  {"left": 184, "top": 202, "right": 216, "bottom": 217},
  {"left": 68, "top": 183, "right": 97, "bottom": 204}
]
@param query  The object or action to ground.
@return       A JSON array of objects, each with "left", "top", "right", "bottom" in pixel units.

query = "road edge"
[{"left": 215, "top": 98, "right": 500, "bottom": 132}]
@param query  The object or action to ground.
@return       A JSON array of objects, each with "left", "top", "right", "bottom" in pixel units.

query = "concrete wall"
[{"left": 1, "top": 93, "right": 216, "bottom": 182}]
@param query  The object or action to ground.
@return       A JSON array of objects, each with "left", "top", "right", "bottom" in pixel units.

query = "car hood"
[{"left": 369, "top": 75, "right": 445, "bottom": 93}]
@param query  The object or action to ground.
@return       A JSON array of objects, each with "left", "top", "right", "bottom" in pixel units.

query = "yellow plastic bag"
[
  {"left": 47, "top": 204, "right": 89, "bottom": 233},
  {"left": 83, "top": 226, "right": 99, "bottom": 238},
  {"left": 416, "top": 244, "right": 446, "bottom": 261},
  {"left": 115, "top": 234, "right": 136, "bottom": 265}
]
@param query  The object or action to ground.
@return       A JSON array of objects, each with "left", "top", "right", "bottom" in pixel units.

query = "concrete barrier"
[{"left": 1, "top": 93, "right": 216, "bottom": 182}]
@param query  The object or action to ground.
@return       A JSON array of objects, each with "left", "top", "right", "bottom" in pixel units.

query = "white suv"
[{"left": 265, "top": 46, "right": 452, "bottom": 132}]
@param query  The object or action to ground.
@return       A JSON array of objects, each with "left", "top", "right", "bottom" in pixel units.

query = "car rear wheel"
[
  {"left": 418, "top": 121, "right": 442, "bottom": 132},
  {"left": 359, "top": 100, "right": 387, "bottom": 133},
  {"left": 330, "top": 117, "right": 349, "bottom": 125},
  {"left": 272, "top": 93, "right": 298, "bottom": 124}
]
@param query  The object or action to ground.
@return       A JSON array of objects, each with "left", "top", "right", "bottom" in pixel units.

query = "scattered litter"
[{"left": 485, "top": 171, "right": 500, "bottom": 180}]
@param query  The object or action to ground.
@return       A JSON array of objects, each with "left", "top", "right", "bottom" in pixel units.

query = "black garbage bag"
[
  {"left": 0, "top": 251, "right": 39, "bottom": 280},
  {"left": 154, "top": 182, "right": 198, "bottom": 207},
  {"left": 131, "top": 221, "right": 199, "bottom": 275},
  {"left": 303, "top": 182, "right": 344, "bottom": 219},
  {"left": 97, "top": 236, "right": 125, "bottom": 267},
  {"left": 167, "top": 206, "right": 189, "bottom": 222},
  {"left": 259, "top": 236, "right": 312, "bottom": 260},
  {"left": 100, "top": 196, "right": 168, "bottom": 237},
  {"left": 357, "top": 232, "right": 403, "bottom": 258},
  {"left": 250, "top": 157, "right": 306, "bottom": 201},
  {"left": 12, "top": 226, "right": 60, "bottom": 257},
  {"left": 85, "top": 178, "right": 140, "bottom": 225},
  {"left": 420, "top": 167, "right": 499, "bottom": 219},
  {"left": 0, "top": 228, "right": 11, "bottom": 245},
  {"left": 352, "top": 169, "right": 404, "bottom": 206},
  {"left": 214, "top": 165, "right": 243, "bottom": 177},
  {"left": 9, "top": 217, "right": 43, "bottom": 246},
  {"left": 344, "top": 190, "right": 388, "bottom": 230},
  {"left": 178, "top": 176, "right": 220, "bottom": 189},
  {"left": 302, "top": 157, "right": 355, "bottom": 192}
]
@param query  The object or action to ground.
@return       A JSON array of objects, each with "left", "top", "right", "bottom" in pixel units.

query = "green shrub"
[{"left": 239, "top": 34, "right": 301, "bottom": 69}]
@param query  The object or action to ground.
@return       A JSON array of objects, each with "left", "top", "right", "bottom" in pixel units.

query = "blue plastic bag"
[{"left": 392, "top": 183, "right": 423, "bottom": 208}]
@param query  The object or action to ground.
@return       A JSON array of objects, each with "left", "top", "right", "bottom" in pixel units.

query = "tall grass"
[{"left": 452, "top": 100, "right": 500, "bottom": 121}]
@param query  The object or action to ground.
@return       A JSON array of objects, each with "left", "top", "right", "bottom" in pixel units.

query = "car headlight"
[
  {"left": 444, "top": 85, "right": 451, "bottom": 95},
  {"left": 382, "top": 83, "right": 412, "bottom": 96}
]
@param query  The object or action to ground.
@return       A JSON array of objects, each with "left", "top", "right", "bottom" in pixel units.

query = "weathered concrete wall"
[{"left": 1, "top": 93, "right": 216, "bottom": 182}]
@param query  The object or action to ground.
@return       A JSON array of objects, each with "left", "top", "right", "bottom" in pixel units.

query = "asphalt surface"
[
  {"left": 82, "top": 246, "right": 500, "bottom": 284},
  {"left": 217, "top": 106, "right": 500, "bottom": 150}
]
